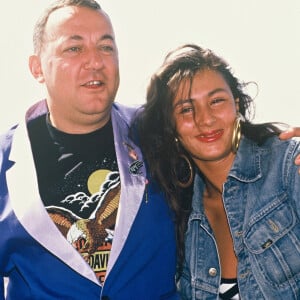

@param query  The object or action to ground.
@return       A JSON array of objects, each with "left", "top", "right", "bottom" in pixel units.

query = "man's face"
[{"left": 30, "top": 6, "right": 120, "bottom": 132}]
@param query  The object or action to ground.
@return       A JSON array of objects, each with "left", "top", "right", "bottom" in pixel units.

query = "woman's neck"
[{"left": 194, "top": 153, "right": 235, "bottom": 195}]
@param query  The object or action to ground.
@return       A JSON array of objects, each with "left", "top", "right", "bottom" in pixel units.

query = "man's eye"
[
  {"left": 66, "top": 46, "right": 82, "bottom": 52},
  {"left": 99, "top": 45, "right": 114, "bottom": 53}
]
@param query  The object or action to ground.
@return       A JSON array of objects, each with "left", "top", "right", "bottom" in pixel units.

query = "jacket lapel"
[
  {"left": 7, "top": 116, "right": 99, "bottom": 285},
  {"left": 106, "top": 105, "right": 146, "bottom": 274},
  {"left": 6, "top": 102, "right": 146, "bottom": 284}
]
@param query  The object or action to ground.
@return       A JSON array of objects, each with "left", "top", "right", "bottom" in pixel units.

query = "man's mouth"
[{"left": 82, "top": 80, "right": 104, "bottom": 88}]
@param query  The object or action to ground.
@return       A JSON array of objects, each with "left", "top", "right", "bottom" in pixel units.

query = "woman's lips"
[{"left": 196, "top": 129, "right": 224, "bottom": 143}]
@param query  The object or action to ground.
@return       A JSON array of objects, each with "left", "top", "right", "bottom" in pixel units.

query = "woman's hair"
[{"left": 132, "top": 44, "right": 284, "bottom": 271}]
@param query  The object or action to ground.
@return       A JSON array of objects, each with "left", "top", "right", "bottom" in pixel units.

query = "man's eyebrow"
[
  {"left": 67, "top": 34, "right": 115, "bottom": 42},
  {"left": 68, "top": 34, "right": 84, "bottom": 41},
  {"left": 100, "top": 34, "right": 114, "bottom": 42}
]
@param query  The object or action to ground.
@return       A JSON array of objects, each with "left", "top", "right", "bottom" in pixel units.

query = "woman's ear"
[
  {"left": 29, "top": 55, "right": 45, "bottom": 83},
  {"left": 235, "top": 98, "right": 240, "bottom": 113}
]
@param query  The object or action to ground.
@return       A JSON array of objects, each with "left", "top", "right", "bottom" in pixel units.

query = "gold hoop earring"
[
  {"left": 231, "top": 116, "right": 242, "bottom": 153},
  {"left": 174, "top": 137, "right": 194, "bottom": 188},
  {"left": 175, "top": 154, "right": 194, "bottom": 188}
]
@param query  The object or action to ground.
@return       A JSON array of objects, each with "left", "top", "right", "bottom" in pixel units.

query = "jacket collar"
[
  {"left": 228, "top": 137, "right": 263, "bottom": 183},
  {"left": 7, "top": 100, "right": 146, "bottom": 285},
  {"left": 191, "top": 137, "right": 263, "bottom": 216}
]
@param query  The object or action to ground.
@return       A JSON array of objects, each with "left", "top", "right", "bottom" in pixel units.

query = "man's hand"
[
  {"left": 279, "top": 127, "right": 300, "bottom": 141},
  {"left": 279, "top": 127, "right": 300, "bottom": 171}
]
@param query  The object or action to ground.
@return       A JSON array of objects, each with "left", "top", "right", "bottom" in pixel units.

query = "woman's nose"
[{"left": 195, "top": 107, "right": 216, "bottom": 127}]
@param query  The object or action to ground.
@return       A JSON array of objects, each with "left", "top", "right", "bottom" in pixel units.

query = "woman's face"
[{"left": 173, "top": 69, "right": 238, "bottom": 166}]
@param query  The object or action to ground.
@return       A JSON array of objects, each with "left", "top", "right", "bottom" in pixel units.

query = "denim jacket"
[{"left": 179, "top": 136, "right": 300, "bottom": 299}]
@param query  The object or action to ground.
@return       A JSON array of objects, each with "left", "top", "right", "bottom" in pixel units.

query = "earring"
[
  {"left": 174, "top": 138, "right": 194, "bottom": 188},
  {"left": 231, "top": 115, "right": 242, "bottom": 153}
]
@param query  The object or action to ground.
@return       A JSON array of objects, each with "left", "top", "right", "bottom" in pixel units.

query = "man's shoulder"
[
  {"left": 112, "top": 102, "right": 141, "bottom": 123},
  {"left": 0, "top": 125, "right": 18, "bottom": 148},
  {"left": 0, "top": 124, "right": 18, "bottom": 167}
]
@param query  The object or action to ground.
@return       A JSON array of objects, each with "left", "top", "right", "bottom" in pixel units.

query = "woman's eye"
[
  {"left": 211, "top": 98, "right": 225, "bottom": 105},
  {"left": 180, "top": 106, "right": 194, "bottom": 114}
]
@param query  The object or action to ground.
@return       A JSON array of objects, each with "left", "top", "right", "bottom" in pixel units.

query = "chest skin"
[{"left": 204, "top": 192, "right": 238, "bottom": 279}]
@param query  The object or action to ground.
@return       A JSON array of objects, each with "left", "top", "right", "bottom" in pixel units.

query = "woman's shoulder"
[
  {"left": 261, "top": 135, "right": 300, "bottom": 153},
  {"left": 245, "top": 134, "right": 300, "bottom": 152},
  {"left": 254, "top": 136, "right": 300, "bottom": 172}
]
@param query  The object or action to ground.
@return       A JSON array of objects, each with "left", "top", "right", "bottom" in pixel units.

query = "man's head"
[
  {"left": 33, "top": 0, "right": 102, "bottom": 55},
  {"left": 29, "top": 0, "right": 120, "bottom": 133}
]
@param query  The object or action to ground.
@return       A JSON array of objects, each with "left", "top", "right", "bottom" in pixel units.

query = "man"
[{"left": 0, "top": 1, "right": 178, "bottom": 299}]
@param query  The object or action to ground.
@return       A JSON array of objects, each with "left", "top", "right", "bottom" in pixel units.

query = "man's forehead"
[
  {"left": 45, "top": 6, "right": 108, "bottom": 32},
  {"left": 47, "top": 6, "right": 84, "bottom": 26},
  {"left": 44, "top": 6, "right": 114, "bottom": 41}
]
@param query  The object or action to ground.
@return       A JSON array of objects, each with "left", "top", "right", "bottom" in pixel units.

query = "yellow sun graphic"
[{"left": 87, "top": 169, "right": 110, "bottom": 194}]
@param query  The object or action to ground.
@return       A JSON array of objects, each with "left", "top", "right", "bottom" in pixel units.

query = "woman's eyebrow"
[
  {"left": 208, "top": 88, "right": 228, "bottom": 97},
  {"left": 173, "top": 98, "right": 193, "bottom": 108}
]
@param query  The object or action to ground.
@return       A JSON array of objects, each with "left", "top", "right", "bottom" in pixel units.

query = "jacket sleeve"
[{"left": 0, "top": 277, "right": 4, "bottom": 300}]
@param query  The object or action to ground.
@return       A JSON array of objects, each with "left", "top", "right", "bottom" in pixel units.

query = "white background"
[{"left": 0, "top": 0, "right": 299, "bottom": 133}]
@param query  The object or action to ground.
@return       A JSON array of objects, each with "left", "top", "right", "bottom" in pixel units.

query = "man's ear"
[{"left": 29, "top": 55, "right": 45, "bottom": 83}]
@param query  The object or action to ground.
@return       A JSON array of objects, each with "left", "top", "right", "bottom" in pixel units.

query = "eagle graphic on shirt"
[{"left": 46, "top": 170, "right": 120, "bottom": 283}]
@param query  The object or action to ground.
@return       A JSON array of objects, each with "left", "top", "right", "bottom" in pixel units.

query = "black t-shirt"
[{"left": 28, "top": 114, "right": 120, "bottom": 283}]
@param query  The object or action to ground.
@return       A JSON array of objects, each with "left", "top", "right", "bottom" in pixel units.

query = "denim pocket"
[{"left": 244, "top": 194, "right": 300, "bottom": 285}]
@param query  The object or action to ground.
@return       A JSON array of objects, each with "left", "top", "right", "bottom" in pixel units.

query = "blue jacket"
[
  {"left": 0, "top": 100, "right": 179, "bottom": 300},
  {"left": 179, "top": 136, "right": 300, "bottom": 299}
]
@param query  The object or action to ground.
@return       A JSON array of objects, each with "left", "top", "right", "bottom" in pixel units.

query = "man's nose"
[{"left": 83, "top": 48, "right": 104, "bottom": 70}]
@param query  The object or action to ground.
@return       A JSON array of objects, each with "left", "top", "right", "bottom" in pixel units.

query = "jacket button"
[
  {"left": 102, "top": 297, "right": 110, "bottom": 300},
  {"left": 208, "top": 267, "right": 218, "bottom": 277}
]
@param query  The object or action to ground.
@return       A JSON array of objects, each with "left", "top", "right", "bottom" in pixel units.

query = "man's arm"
[
  {"left": 279, "top": 127, "right": 300, "bottom": 170},
  {"left": 0, "top": 277, "right": 4, "bottom": 300}
]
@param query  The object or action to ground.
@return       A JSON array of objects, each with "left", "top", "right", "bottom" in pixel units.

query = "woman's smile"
[{"left": 196, "top": 129, "right": 224, "bottom": 143}]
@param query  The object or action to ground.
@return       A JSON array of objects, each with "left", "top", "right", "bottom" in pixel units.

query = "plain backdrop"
[{"left": 0, "top": 0, "right": 299, "bottom": 133}]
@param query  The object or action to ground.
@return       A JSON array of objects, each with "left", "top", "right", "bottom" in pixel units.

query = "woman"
[{"left": 135, "top": 44, "right": 300, "bottom": 299}]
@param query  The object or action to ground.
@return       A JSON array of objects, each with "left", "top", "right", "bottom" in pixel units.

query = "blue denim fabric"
[{"left": 179, "top": 136, "right": 300, "bottom": 299}]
